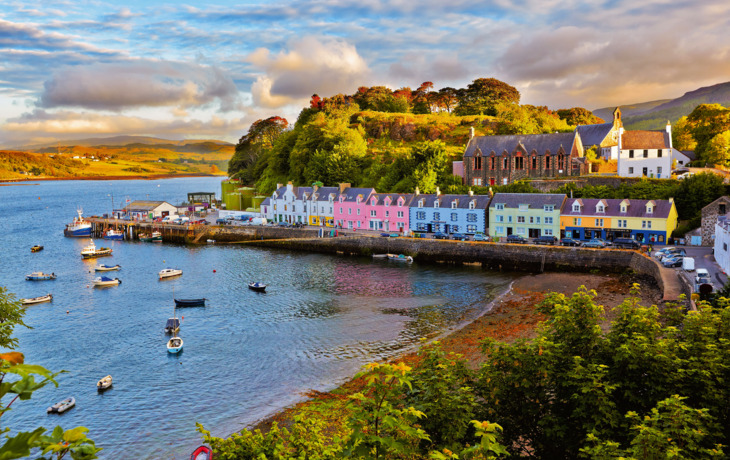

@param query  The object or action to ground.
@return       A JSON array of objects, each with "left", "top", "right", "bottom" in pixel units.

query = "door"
[
  {"left": 642, "top": 167, "right": 648, "bottom": 176},
  {"left": 507, "top": 227, "right": 513, "bottom": 236}
]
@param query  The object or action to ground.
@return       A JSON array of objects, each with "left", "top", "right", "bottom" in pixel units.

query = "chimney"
[
  {"left": 469, "top": 127, "right": 475, "bottom": 139},
  {"left": 286, "top": 182, "right": 294, "bottom": 194},
  {"left": 276, "top": 183, "right": 283, "bottom": 189},
  {"left": 414, "top": 187, "right": 420, "bottom": 196},
  {"left": 666, "top": 121, "right": 673, "bottom": 150},
  {"left": 313, "top": 183, "right": 319, "bottom": 192},
  {"left": 338, "top": 182, "right": 351, "bottom": 194},
  {"left": 468, "top": 189, "right": 474, "bottom": 196},
  {"left": 488, "top": 186, "right": 493, "bottom": 197},
  {"left": 435, "top": 187, "right": 441, "bottom": 196}
]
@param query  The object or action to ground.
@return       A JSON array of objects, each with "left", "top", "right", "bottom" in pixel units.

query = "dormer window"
[
  {"left": 371, "top": 198, "right": 377, "bottom": 206},
  {"left": 418, "top": 199, "right": 424, "bottom": 208},
  {"left": 398, "top": 198, "right": 404, "bottom": 207},
  {"left": 647, "top": 205, "right": 653, "bottom": 214},
  {"left": 469, "top": 200, "right": 475, "bottom": 210},
  {"left": 597, "top": 204, "right": 605, "bottom": 213},
  {"left": 451, "top": 201, "right": 458, "bottom": 209},
  {"left": 621, "top": 206, "right": 627, "bottom": 213},
  {"left": 572, "top": 203, "right": 581, "bottom": 212},
  {"left": 434, "top": 201, "right": 440, "bottom": 208}
]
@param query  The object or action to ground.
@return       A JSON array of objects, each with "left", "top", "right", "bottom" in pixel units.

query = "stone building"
[
  {"left": 701, "top": 196, "right": 730, "bottom": 246},
  {"left": 575, "top": 107, "right": 623, "bottom": 160},
  {"left": 462, "top": 132, "right": 586, "bottom": 187}
]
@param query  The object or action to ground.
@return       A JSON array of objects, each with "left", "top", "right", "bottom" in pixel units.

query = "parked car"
[
  {"left": 380, "top": 232, "right": 391, "bottom": 237},
  {"left": 473, "top": 233, "right": 489, "bottom": 242},
  {"left": 506, "top": 234, "right": 528, "bottom": 244},
  {"left": 533, "top": 235, "right": 558, "bottom": 245},
  {"left": 560, "top": 238, "right": 581, "bottom": 247},
  {"left": 613, "top": 238, "right": 640, "bottom": 249},
  {"left": 582, "top": 239, "right": 607, "bottom": 248},
  {"left": 659, "top": 249, "right": 686, "bottom": 262},
  {"left": 433, "top": 232, "right": 449, "bottom": 240},
  {"left": 662, "top": 256, "right": 684, "bottom": 267},
  {"left": 653, "top": 247, "right": 676, "bottom": 259},
  {"left": 450, "top": 233, "right": 468, "bottom": 241}
]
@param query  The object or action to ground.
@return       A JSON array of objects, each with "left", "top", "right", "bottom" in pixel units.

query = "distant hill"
[
  {"left": 19, "top": 135, "right": 233, "bottom": 151},
  {"left": 593, "top": 81, "right": 730, "bottom": 130}
]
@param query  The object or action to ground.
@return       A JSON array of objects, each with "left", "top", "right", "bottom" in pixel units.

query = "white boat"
[
  {"left": 63, "top": 209, "right": 91, "bottom": 237},
  {"left": 206, "top": 239, "right": 215, "bottom": 244},
  {"left": 388, "top": 254, "right": 413, "bottom": 263},
  {"left": 167, "top": 336, "right": 183, "bottom": 353},
  {"left": 97, "top": 375, "right": 113, "bottom": 391},
  {"left": 159, "top": 268, "right": 183, "bottom": 280},
  {"left": 372, "top": 254, "right": 391, "bottom": 259},
  {"left": 25, "top": 272, "right": 57, "bottom": 281},
  {"left": 95, "top": 264, "right": 121, "bottom": 271},
  {"left": 47, "top": 397, "right": 75, "bottom": 414},
  {"left": 92, "top": 276, "right": 121, "bottom": 287},
  {"left": 21, "top": 294, "right": 52, "bottom": 305},
  {"left": 103, "top": 229, "right": 124, "bottom": 240},
  {"left": 81, "top": 240, "right": 113, "bottom": 258}
]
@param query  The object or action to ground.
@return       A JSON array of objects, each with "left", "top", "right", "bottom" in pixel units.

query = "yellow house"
[{"left": 560, "top": 198, "right": 678, "bottom": 243}]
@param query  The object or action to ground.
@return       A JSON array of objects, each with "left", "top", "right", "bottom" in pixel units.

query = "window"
[
  {"left": 536, "top": 216, "right": 541, "bottom": 224},
  {"left": 629, "top": 150, "right": 634, "bottom": 158},
  {"left": 516, "top": 227, "right": 525, "bottom": 235},
  {"left": 284, "top": 205, "right": 287, "bottom": 211},
  {"left": 621, "top": 205, "right": 627, "bottom": 213},
  {"left": 642, "top": 220, "right": 652, "bottom": 229},
  {"left": 329, "top": 207, "right": 332, "bottom": 214},
  {"left": 544, "top": 229, "right": 553, "bottom": 236},
  {"left": 348, "top": 208, "right": 352, "bottom": 215},
  {"left": 596, "top": 218, "right": 604, "bottom": 226},
  {"left": 643, "top": 150, "right": 648, "bottom": 158},
  {"left": 597, "top": 204, "right": 604, "bottom": 213},
  {"left": 473, "top": 178, "right": 482, "bottom": 186},
  {"left": 467, "top": 224, "right": 477, "bottom": 233},
  {"left": 434, "top": 201, "right": 440, "bottom": 208},
  {"left": 495, "top": 226, "right": 504, "bottom": 234},
  {"left": 474, "top": 156, "right": 482, "bottom": 170},
  {"left": 517, "top": 216, "right": 525, "bottom": 223},
  {"left": 467, "top": 213, "right": 477, "bottom": 222},
  {"left": 495, "top": 204, "right": 504, "bottom": 210},
  {"left": 516, "top": 156, "right": 524, "bottom": 169},
  {"left": 647, "top": 206, "right": 653, "bottom": 214},
  {"left": 452, "top": 225, "right": 460, "bottom": 232},
  {"left": 433, "top": 224, "right": 442, "bottom": 232},
  {"left": 417, "top": 223, "right": 427, "bottom": 231},
  {"left": 418, "top": 200, "right": 424, "bottom": 208},
  {"left": 617, "top": 219, "right": 627, "bottom": 228},
  {"left": 370, "top": 210, "right": 376, "bottom": 217},
  {"left": 657, "top": 149, "right": 663, "bottom": 158},
  {"left": 545, "top": 156, "right": 550, "bottom": 168},
  {"left": 545, "top": 217, "right": 553, "bottom": 224},
  {"left": 573, "top": 218, "right": 582, "bottom": 225},
  {"left": 451, "top": 213, "right": 458, "bottom": 221},
  {"left": 572, "top": 203, "right": 581, "bottom": 212},
  {"left": 507, "top": 215, "right": 513, "bottom": 223},
  {"left": 529, "top": 216, "right": 534, "bottom": 223},
  {"left": 469, "top": 201, "right": 475, "bottom": 210},
  {"left": 496, "top": 215, "right": 504, "bottom": 223},
  {"left": 532, "top": 156, "right": 537, "bottom": 169},
  {"left": 397, "top": 211, "right": 404, "bottom": 218},
  {"left": 357, "top": 221, "right": 361, "bottom": 228},
  {"left": 503, "top": 157, "right": 508, "bottom": 169},
  {"left": 357, "top": 209, "right": 360, "bottom": 215},
  {"left": 490, "top": 157, "right": 495, "bottom": 170},
  {"left": 451, "top": 201, "right": 458, "bottom": 209},
  {"left": 519, "top": 204, "right": 528, "bottom": 211},
  {"left": 434, "top": 212, "right": 441, "bottom": 221},
  {"left": 544, "top": 205, "right": 554, "bottom": 212},
  {"left": 273, "top": 204, "right": 277, "bottom": 210},
  {"left": 657, "top": 167, "right": 662, "bottom": 174},
  {"left": 503, "top": 178, "right": 508, "bottom": 185},
  {"left": 416, "top": 211, "right": 426, "bottom": 220},
  {"left": 628, "top": 167, "right": 634, "bottom": 174},
  {"left": 725, "top": 243, "right": 728, "bottom": 251},
  {"left": 293, "top": 205, "right": 296, "bottom": 212},
  {"left": 385, "top": 211, "right": 389, "bottom": 217}
]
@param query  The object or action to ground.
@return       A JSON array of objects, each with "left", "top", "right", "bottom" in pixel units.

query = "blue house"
[{"left": 408, "top": 189, "right": 491, "bottom": 235}]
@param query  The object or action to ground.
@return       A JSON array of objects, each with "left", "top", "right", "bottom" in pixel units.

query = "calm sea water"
[{"left": 0, "top": 177, "right": 515, "bottom": 459}]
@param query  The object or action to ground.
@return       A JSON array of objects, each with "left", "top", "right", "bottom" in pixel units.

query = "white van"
[
  {"left": 682, "top": 257, "right": 695, "bottom": 271},
  {"left": 696, "top": 268, "right": 710, "bottom": 284}
]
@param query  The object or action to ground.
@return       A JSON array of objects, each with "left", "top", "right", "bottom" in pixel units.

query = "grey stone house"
[{"left": 701, "top": 196, "right": 730, "bottom": 246}]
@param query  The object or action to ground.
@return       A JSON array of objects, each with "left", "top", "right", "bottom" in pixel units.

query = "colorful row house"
[
  {"left": 560, "top": 198, "right": 678, "bottom": 243},
  {"left": 409, "top": 190, "right": 491, "bottom": 234},
  {"left": 261, "top": 182, "right": 339, "bottom": 225},
  {"left": 488, "top": 193, "right": 565, "bottom": 239}
]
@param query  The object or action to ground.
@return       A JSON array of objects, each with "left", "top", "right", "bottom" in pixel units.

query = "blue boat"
[
  {"left": 103, "top": 229, "right": 124, "bottom": 240},
  {"left": 63, "top": 209, "right": 92, "bottom": 237},
  {"left": 25, "top": 272, "right": 56, "bottom": 281}
]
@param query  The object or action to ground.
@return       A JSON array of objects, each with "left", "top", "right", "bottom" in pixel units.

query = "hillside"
[
  {"left": 594, "top": 81, "right": 730, "bottom": 130},
  {"left": 18, "top": 135, "right": 233, "bottom": 150}
]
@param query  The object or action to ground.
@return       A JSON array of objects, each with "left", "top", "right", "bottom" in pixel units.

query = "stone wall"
[{"left": 701, "top": 196, "right": 730, "bottom": 246}]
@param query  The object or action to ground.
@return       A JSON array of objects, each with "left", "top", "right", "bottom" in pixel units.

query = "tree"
[
  {"left": 228, "top": 116, "right": 289, "bottom": 183},
  {"left": 455, "top": 78, "right": 520, "bottom": 116},
  {"left": 435, "top": 87, "right": 458, "bottom": 113},
  {"left": 556, "top": 107, "right": 605, "bottom": 126},
  {"left": 673, "top": 172, "right": 725, "bottom": 221},
  {"left": 672, "top": 116, "right": 697, "bottom": 152},
  {"left": 704, "top": 131, "right": 730, "bottom": 166},
  {"left": 685, "top": 104, "right": 730, "bottom": 162}
]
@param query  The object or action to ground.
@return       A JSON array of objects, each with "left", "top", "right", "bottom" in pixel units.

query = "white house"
[
  {"left": 617, "top": 123, "right": 673, "bottom": 178},
  {"left": 267, "top": 182, "right": 310, "bottom": 224},
  {"left": 714, "top": 215, "right": 730, "bottom": 275},
  {"left": 119, "top": 200, "right": 177, "bottom": 220}
]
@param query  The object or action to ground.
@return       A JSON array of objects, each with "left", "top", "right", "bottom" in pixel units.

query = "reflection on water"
[{"left": 0, "top": 178, "right": 515, "bottom": 459}]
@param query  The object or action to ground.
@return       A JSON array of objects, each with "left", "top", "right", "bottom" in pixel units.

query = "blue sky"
[{"left": 2, "top": 0, "right": 729, "bottom": 147}]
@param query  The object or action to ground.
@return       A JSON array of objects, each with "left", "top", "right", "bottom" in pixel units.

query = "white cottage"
[{"left": 617, "top": 123, "right": 673, "bottom": 178}]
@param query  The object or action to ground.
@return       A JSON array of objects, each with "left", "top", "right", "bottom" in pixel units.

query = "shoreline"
[
  {"left": 0, "top": 173, "right": 226, "bottom": 184},
  {"left": 246, "top": 270, "right": 662, "bottom": 435}
]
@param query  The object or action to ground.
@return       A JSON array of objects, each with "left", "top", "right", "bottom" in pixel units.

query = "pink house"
[
  {"left": 333, "top": 186, "right": 375, "bottom": 230},
  {"left": 365, "top": 193, "right": 413, "bottom": 232}
]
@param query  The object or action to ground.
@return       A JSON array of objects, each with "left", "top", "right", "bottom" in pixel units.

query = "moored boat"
[
  {"left": 174, "top": 298, "right": 206, "bottom": 307},
  {"left": 97, "top": 375, "right": 113, "bottom": 391},
  {"left": 372, "top": 254, "right": 391, "bottom": 259},
  {"left": 21, "top": 294, "right": 52, "bottom": 305},
  {"left": 164, "top": 317, "right": 180, "bottom": 334},
  {"left": 95, "top": 264, "right": 121, "bottom": 271},
  {"left": 25, "top": 272, "right": 56, "bottom": 281},
  {"left": 388, "top": 254, "right": 413, "bottom": 263},
  {"left": 31, "top": 245, "right": 44, "bottom": 252},
  {"left": 151, "top": 231, "right": 162, "bottom": 242},
  {"left": 248, "top": 282, "right": 267, "bottom": 292},
  {"left": 63, "top": 209, "right": 92, "bottom": 237},
  {"left": 92, "top": 276, "right": 121, "bottom": 287},
  {"left": 81, "top": 240, "right": 113, "bottom": 258},
  {"left": 167, "top": 336, "right": 183, "bottom": 353},
  {"left": 103, "top": 229, "right": 124, "bottom": 240},
  {"left": 47, "top": 397, "right": 75, "bottom": 414},
  {"left": 159, "top": 268, "right": 183, "bottom": 280},
  {"left": 190, "top": 445, "right": 213, "bottom": 460}
]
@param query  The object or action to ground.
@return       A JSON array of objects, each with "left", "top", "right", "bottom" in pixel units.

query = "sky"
[{"left": 2, "top": 0, "right": 730, "bottom": 148}]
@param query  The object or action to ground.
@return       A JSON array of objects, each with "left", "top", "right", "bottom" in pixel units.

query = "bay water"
[{"left": 0, "top": 177, "right": 515, "bottom": 458}]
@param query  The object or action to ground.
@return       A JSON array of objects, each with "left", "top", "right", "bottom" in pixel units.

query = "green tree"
[
  {"left": 704, "top": 131, "right": 730, "bottom": 166},
  {"left": 556, "top": 107, "right": 605, "bottom": 126},
  {"left": 455, "top": 78, "right": 520, "bottom": 116},
  {"left": 685, "top": 104, "right": 730, "bottom": 162},
  {"left": 672, "top": 116, "right": 698, "bottom": 152},
  {"left": 228, "top": 116, "right": 289, "bottom": 183}
]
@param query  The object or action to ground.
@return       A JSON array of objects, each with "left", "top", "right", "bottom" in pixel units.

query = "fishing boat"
[
  {"left": 31, "top": 245, "right": 44, "bottom": 252},
  {"left": 151, "top": 231, "right": 162, "bottom": 242},
  {"left": 92, "top": 276, "right": 121, "bottom": 287},
  {"left": 140, "top": 231, "right": 162, "bottom": 242},
  {"left": 103, "top": 229, "right": 124, "bottom": 240},
  {"left": 190, "top": 445, "right": 213, "bottom": 460},
  {"left": 174, "top": 298, "right": 206, "bottom": 307},
  {"left": 97, "top": 375, "right": 113, "bottom": 391},
  {"left": 95, "top": 264, "right": 121, "bottom": 271},
  {"left": 138, "top": 233, "right": 152, "bottom": 242},
  {"left": 167, "top": 335, "right": 183, "bottom": 353},
  {"left": 81, "top": 240, "right": 113, "bottom": 258},
  {"left": 63, "top": 209, "right": 92, "bottom": 237},
  {"left": 25, "top": 272, "right": 56, "bottom": 281},
  {"left": 164, "top": 317, "right": 180, "bottom": 334},
  {"left": 159, "top": 268, "right": 183, "bottom": 280},
  {"left": 248, "top": 282, "right": 267, "bottom": 292},
  {"left": 47, "top": 397, "right": 75, "bottom": 414},
  {"left": 388, "top": 254, "right": 413, "bottom": 263},
  {"left": 21, "top": 294, "right": 52, "bottom": 305}
]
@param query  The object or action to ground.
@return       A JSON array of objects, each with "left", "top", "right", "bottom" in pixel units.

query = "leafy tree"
[
  {"left": 495, "top": 104, "right": 571, "bottom": 135},
  {"left": 556, "top": 107, "right": 605, "bottom": 126},
  {"left": 685, "top": 104, "right": 730, "bottom": 162},
  {"left": 672, "top": 116, "right": 698, "bottom": 152},
  {"left": 704, "top": 130, "right": 730, "bottom": 166},
  {"left": 455, "top": 78, "right": 520, "bottom": 116},
  {"left": 673, "top": 172, "right": 725, "bottom": 221},
  {"left": 228, "top": 116, "right": 289, "bottom": 183},
  {"left": 435, "top": 87, "right": 458, "bottom": 113}
]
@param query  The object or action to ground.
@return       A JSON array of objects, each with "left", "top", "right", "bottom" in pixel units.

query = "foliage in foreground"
[
  {"left": 0, "top": 286, "right": 100, "bottom": 459},
  {"left": 200, "top": 286, "right": 730, "bottom": 459}
]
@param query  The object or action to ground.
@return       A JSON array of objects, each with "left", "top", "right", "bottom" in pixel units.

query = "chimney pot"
[{"left": 435, "top": 187, "right": 441, "bottom": 196}]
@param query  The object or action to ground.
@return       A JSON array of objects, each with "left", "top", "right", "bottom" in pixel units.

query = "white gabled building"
[
  {"left": 714, "top": 215, "right": 730, "bottom": 275},
  {"left": 617, "top": 123, "right": 673, "bottom": 178}
]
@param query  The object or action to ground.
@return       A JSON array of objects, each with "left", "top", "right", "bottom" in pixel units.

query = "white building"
[
  {"left": 119, "top": 201, "right": 177, "bottom": 220},
  {"left": 617, "top": 123, "right": 673, "bottom": 178},
  {"left": 267, "top": 182, "right": 309, "bottom": 224},
  {"left": 714, "top": 216, "right": 730, "bottom": 275}
]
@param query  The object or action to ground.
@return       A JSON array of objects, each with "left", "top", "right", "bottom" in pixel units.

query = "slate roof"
[
  {"left": 679, "top": 150, "right": 696, "bottom": 161},
  {"left": 562, "top": 198, "right": 674, "bottom": 219},
  {"left": 312, "top": 187, "right": 339, "bottom": 201},
  {"left": 489, "top": 193, "right": 566, "bottom": 209},
  {"left": 338, "top": 187, "right": 376, "bottom": 203},
  {"left": 369, "top": 193, "right": 415, "bottom": 206},
  {"left": 621, "top": 130, "right": 671, "bottom": 150},
  {"left": 271, "top": 185, "right": 287, "bottom": 198},
  {"left": 463, "top": 132, "right": 577, "bottom": 158},
  {"left": 575, "top": 123, "right": 613, "bottom": 147},
  {"left": 410, "top": 194, "right": 492, "bottom": 209},
  {"left": 124, "top": 200, "right": 172, "bottom": 211},
  {"left": 261, "top": 197, "right": 271, "bottom": 206}
]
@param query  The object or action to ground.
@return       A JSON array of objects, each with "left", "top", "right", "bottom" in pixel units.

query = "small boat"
[
  {"left": 95, "top": 264, "right": 121, "bottom": 272},
  {"left": 174, "top": 298, "right": 206, "bottom": 307},
  {"left": 151, "top": 231, "right": 162, "bottom": 242},
  {"left": 248, "top": 282, "right": 267, "bottom": 292},
  {"left": 97, "top": 375, "right": 113, "bottom": 391},
  {"left": 164, "top": 317, "right": 180, "bottom": 334},
  {"left": 138, "top": 233, "right": 152, "bottom": 242},
  {"left": 47, "top": 397, "right": 75, "bottom": 414},
  {"left": 372, "top": 254, "right": 390, "bottom": 259},
  {"left": 25, "top": 272, "right": 56, "bottom": 281},
  {"left": 81, "top": 240, "right": 112, "bottom": 258},
  {"left": 141, "top": 231, "right": 162, "bottom": 242},
  {"left": 31, "top": 245, "right": 44, "bottom": 252},
  {"left": 190, "top": 445, "right": 213, "bottom": 460},
  {"left": 63, "top": 209, "right": 92, "bottom": 237},
  {"left": 103, "top": 229, "right": 124, "bottom": 240},
  {"left": 92, "top": 276, "right": 121, "bottom": 287},
  {"left": 167, "top": 335, "right": 183, "bottom": 353},
  {"left": 206, "top": 239, "right": 215, "bottom": 244},
  {"left": 388, "top": 254, "right": 413, "bottom": 263},
  {"left": 159, "top": 268, "right": 183, "bottom": 280},
  {"left": 21, "top": 294, "right": 52, "bottom": 305}
]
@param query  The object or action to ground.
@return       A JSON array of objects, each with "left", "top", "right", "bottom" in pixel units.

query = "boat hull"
[
  {"left": 167, "top": 337, "right": 183, "bottom": 353},
  {"left": 64, "top": 226, "right": 92, "bottom": 237},
  {"left": 97, "top": 375, "right": 113, "bottom": 391},
  {"left": 47, "top": 397, "right": 75, "bottom": 414},
  {"left": 95, "top": 265, "right": 121, "bottom": 272},
  {"left": 21, "top": 294, "right": 52, "bottom": 305},
  {"left": 25, "top": 274, "right": 56, "bottom": 281},
  {"left": 103, "top": 233, "right": 124, "bottom": 240},
  {"left": 190, "top": 445, "right": 213, "bottom": 460},
  {"left": 82, "top": 249, "right": 113, "bottom": 258},
  {"left": 248, "top": 283, "right": 267, "bottom": 292},
  {"left": 174, "top": 298, "right": 206, "bottom": 307}
]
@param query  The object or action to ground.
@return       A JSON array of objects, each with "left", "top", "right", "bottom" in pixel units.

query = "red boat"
[{"left": 190, "top": 445, "right": 213, "bottom": 460}]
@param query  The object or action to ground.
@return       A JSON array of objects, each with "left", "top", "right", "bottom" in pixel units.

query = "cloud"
[
  {"left": 38, "top": 61, "right": 242, "bottom": 111},
  {"left": 247, "top": 36, "right": 370, "bottom": 108}
]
